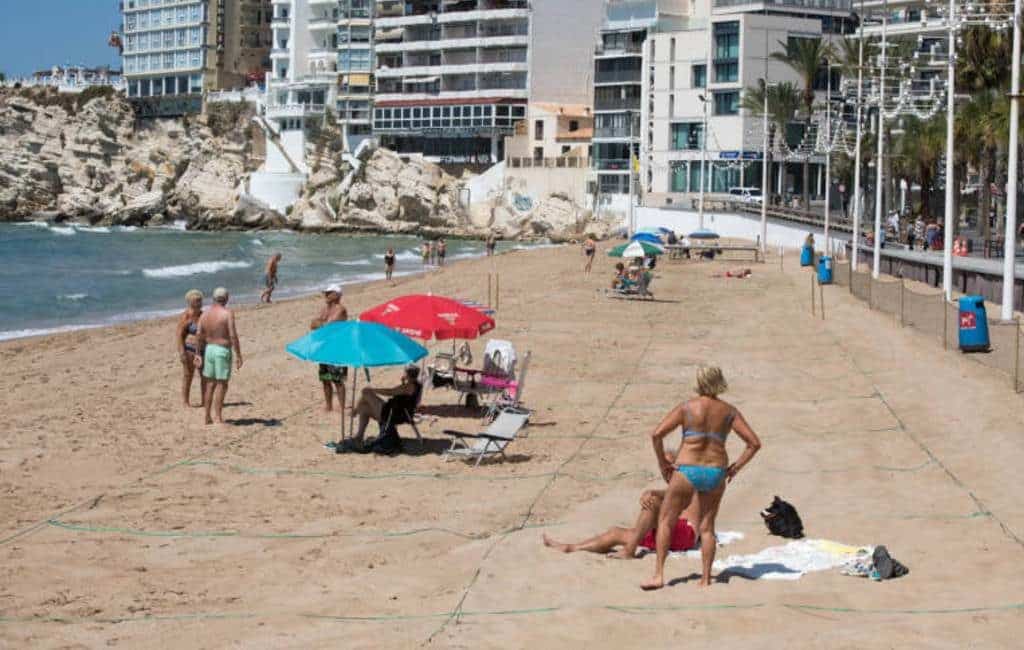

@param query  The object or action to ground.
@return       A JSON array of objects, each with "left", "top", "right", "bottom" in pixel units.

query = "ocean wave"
[
  {"left": 373, "top": 249, "right": 421, "bottom": 262},
  {"left": 333, "top": 259, "right": 372, "bottom": 266},
  {"left": 251, "top": 238, "right": 264, "bottom": 247},
  {"left": 15, "top": 221, "right": 50, "bottom": 228},
  {"left": 57, "top": 293, "right": 89, "bottom": 301},
  {"left": 75, "top": 225, "right": 111, "bottom": 234},
  {"left": 142, "top": 260, "right": 253, "bottom": 279},
  {"left": 150, "top": 220, "right": 188, "bottom": 231},
  {"left": 49, "top": 226, "right": 76, "bottom": 236},
  {"left": 114, "top": 225, "right": 138, "bottom": 232}
]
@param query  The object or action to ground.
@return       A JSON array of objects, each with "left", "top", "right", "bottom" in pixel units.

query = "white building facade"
[
  {"left": 640, "top": 0, "right": 854, "bottom": 206},
  {"left": 372, "top": 0, "right": 532, "bottom": 162}
]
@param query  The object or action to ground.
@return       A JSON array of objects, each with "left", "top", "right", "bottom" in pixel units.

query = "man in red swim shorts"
[{"left": 543, "top": 488, "right": 700, "bottom": 558}]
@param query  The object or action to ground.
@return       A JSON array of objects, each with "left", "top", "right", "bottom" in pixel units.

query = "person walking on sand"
[
  {"left": 544, "top": 475, "right": 701, "bottom": 558},
  {"left": 639, "top": 366, "right": 761, "bottom": 590},
  {"left": 486, "top": 233, "right": 497, "bottom": 257},
  {"left": 176, "top": 289, "right": 206, "bottom": 408},
  {"left": 260, "top": 253, "right": 282, "bottom": 303},
  {"left": 437, "top": 238, "right": 447, "bottom": 266},
  {"left": 384, "top": 247, "right": 396, "bottom": 283},
  {"left": 196, "top": 287, "right": 243, "bottom": 425},
  {"left": 583, "top": 237, "right": 596, "bottom": 276},
  {"left": 311, "top": 284, "right": 349, "bottom": 412}
]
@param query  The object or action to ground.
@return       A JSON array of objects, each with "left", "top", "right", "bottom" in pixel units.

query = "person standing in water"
[
  {"left": 176, "top": 289, "right": 206, "bottom": 408},
  {"left": 384, "top": 247, "right": 396, "bottom": 282},
  {"left": 260, "top": 253, "right": 282, "bottom": 303},
  {"left": 311, "top": 285, "right": 349, "bottom": 413},
  {"left": 583, "top": 237, "right": 596, "bottom": 276},
  {"left": 486, "top": 233, "right": 497, "bottom": 256},
  {"left": 639, "top": 366, "right": 761, "bottom": 590},
  {"left": 196, "top": 288, "right": 243, "bottom": 425},
  {"left": 422, "top": 240, "right": 431, "bottom": 266},
  {"left": 437, "top": 238, "right": 447, "bottom": 266}
]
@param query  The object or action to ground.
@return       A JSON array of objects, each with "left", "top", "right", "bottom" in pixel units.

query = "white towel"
[{"left": 711, "top": 539, "right": 871, "bottom": 581}]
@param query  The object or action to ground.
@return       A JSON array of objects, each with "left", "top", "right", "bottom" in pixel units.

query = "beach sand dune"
[{"left": 2, "top": 245, "right": 1023, "bottom": 648}]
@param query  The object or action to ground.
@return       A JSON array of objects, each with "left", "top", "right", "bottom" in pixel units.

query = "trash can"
[
  {"left": 800, "top": 245, "right": 814, "bottom": 267},
  {"left": 957, "top": 296, "right": 991, "bottom": 352},
  {"left": 817, "top": 256, "right": 833, "bottom": 285}
]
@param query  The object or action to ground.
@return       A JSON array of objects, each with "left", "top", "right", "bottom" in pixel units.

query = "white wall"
[
  {"left": 635, "top": 206, "right": 849, "bottom": 254},
  {"left": 248, "top": 171, "right": 306, "bottom": 214}
]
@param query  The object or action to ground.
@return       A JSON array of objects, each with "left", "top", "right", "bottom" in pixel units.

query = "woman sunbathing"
[{"left": 543, "top": 486, "right": 700, "bottom": 558}]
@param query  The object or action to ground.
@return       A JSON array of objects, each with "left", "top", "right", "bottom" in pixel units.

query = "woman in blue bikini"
[{"left": 640, "top": 366, "right": 761, "bottom": 590}]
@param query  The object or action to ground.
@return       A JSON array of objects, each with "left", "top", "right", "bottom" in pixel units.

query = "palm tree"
[
  {"left": 897, "top": 116, "right": 946, "bottom": 220},
  {"left": 957, "top": 89, "right": 1008, "bottom": 240},
  {"left": 741, "top": 81, "right": 801, "bottom": 206},
  {"left": 771, "top": 37, "right": 832, "bottom": 210}
]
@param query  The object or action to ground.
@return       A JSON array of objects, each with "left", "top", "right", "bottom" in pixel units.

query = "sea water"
[{"left": 0, "top": 222, "right": 527, "bottom": 341}]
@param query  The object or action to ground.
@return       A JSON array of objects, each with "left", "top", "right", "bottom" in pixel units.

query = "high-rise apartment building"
[
  {"left": 371, "top": 0, "right": 532, "bottom": 163},
  {"left": 122, "top": 0, "right": 271, "bottom": 116}
]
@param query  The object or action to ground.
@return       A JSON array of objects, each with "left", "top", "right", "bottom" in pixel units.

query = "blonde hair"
[
  {"left": 185, "top": 289, "right": 204, "bottom": 305},
  {"left": 696, "top": 365, "right": 728, "bottom": 397}
]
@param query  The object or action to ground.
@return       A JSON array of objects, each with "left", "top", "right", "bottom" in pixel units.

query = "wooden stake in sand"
[
  {"left": 1015, "top": 318, "right": 1021, "bottom": 392},
  {"left": 819, "top": 280, "right": 825, "bottom": 321},
  {"left": 811, "top": 273, "right": 816, "bottom": 316}
]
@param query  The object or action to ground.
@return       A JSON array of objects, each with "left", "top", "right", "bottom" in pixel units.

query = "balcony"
[
  {"left": 265, "top": 103, "right": 325, "bottom": 120},
  {"left": 595, "top": 158, "right": 631, "bottom": 171},
  {"left": 712, "top": 0, "right": 851, "bottom": 11},
  {"left": 594, "top": 69, "right": 642, "bottom": 84},
  {"left": 594, "top": 43, "right": 643, "bottom": 58},
  {"left": 593, "top": 126, "right": 635, "bottom": 139},
  {"left": 593, "top": 97, "right": 641, "bottom": 112},
  {"left": 375, "top": 7, "right": 530, "bottom": 29},
  {"left": 309, "top": 16, "right": 337, "bottom": 31}
]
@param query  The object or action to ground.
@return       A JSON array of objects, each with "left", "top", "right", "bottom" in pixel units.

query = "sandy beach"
[{"left": 1, "top": 244, "right": 1023, "bottom": 648}]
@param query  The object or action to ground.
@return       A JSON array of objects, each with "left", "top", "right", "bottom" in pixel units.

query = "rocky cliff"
[{"left": 0, "top": 88, "right": 612, "bottom": 241}]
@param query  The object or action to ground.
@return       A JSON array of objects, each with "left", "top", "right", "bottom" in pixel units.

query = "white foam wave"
[
  {"left": 372, "top": 249, "right": 421, "bottom": 262},
  {"left": 142, "top": 260, "right": 252, "bottom": 279},
  {"left": 114, "top": 225, "right": 138, "bottom": 232},
  {"left": 75, "top": 225, "right": 111, "bottom": 234},
  {"left": 58, "top": 293, "right": 89, "bottom": 301},
  {"left": 49, "top": 226, "right": 76, "bottom": 236},
  {"left": 15, "top": 221, "right": 49, "bottom": 228},
  {"left": 251, "top": 238, "right": 264, "bottom": 247},
  {"left": 333, "top": 259, "right": 372, "bottom": 266}
]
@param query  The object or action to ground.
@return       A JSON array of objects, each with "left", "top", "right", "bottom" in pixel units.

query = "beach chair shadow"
[
  {"left": 417, "top": 404, "right": 486, "bottom": 419},
  {"left": 225, "top": 417, "right": 282, "bottom": 427}
]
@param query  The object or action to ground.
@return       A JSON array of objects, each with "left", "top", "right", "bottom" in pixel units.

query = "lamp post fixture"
[
  {"left": 852, "top": 0, "right": 866, "bottom": 270},
  {"left": 698, "top": 93, "right": 710, "bottom": 230},
  {"left": 873, "top": 0, "right": 888, "bottom": 280},
  {"left": 760, "top": 80, "right": 778, "bottom": 256}
]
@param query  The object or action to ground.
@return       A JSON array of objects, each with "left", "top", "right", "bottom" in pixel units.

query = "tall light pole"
[
  {"left": 873, "top": 2, "right": 888, "bottom": 279},
  {"left": 761, "top": 81, "right": 770, "bottom": 255},
  {"left": 824, "top": 58, "right": 833, "bottom": 254},
  {"left": 852, "top": 0, "right": 865, "bottom": 270},
  {"left": 1002, "top": 0, "right": 1022, "bottom": 321},
  {"left": 942, "top": 0, "right": 956, "bottom": 301},
  {"left": 698, "top": 93, "right": 710, "bottom": 230}
]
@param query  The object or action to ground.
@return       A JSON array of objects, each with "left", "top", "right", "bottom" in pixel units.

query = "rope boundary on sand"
[{"left": 3, "top": 601, "right": 1024, "bottom": 627}]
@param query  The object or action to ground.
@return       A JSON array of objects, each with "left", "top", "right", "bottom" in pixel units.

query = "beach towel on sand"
[
  {"left": 635, "top": 531, "right": 745, "bottom": 558},
  {"left": 711, "top": 539, "right": 870, "bottom": 581}
]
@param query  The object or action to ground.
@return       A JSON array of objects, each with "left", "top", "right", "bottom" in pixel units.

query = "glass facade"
[
  {"left": 713, "top": 91, "right": 739, "bottom": 115},
  {"left": 122, "top": 0, "right": 205, "bottom": 94},
  {"left": 713, "top": 22, "right": 739, "bottom": 83},
  {"left": 670, "top": 122, "right": 703, "bottom": 150},
  {"left": 373, "top": 104, "right": 525, "bottom": 131}
]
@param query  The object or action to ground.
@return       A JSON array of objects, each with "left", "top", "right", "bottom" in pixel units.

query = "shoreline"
[{"left": 0, "top": 243, "right": 557, "bottom": 345}]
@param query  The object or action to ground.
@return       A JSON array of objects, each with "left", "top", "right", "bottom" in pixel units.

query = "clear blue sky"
[{"left": 0, "top": 0, "right": 122, "bottom": 77}]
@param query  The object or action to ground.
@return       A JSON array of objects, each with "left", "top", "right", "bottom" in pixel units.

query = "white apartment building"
[
  {"left": 372, "top": 0, "right": 532, "bottom": 163},
  {"left": 640, "top": 0, "right": 854, "bottom": 206},
  {"left": 123, "top": 0, "right": 210, "bottom": 114},
  {"left": 122, "top": 0, "right": 272, "bottom": 116}
]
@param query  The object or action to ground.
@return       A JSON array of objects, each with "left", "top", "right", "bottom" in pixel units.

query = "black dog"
[{"left": 761, "top": 496, "right": 804, "bottom": 539}]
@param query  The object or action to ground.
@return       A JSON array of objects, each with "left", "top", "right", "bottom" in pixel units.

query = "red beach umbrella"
[{"left": 360, "top": 294, "right": 496, "bottom": 341}]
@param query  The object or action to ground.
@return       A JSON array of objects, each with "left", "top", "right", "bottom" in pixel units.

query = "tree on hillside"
[
  {"left": 741, "top": 80, "right": 800, "bottom": 206},
  {"left": 771, "top": 37, "right": 832, "bottom": 210}
]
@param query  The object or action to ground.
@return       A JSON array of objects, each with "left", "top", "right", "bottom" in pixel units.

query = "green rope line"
[
  {"left": 5, "top": 601, "right": 1021, "bottom": 627},
  {"left": 766, "top": 459, "right": 935, "bottom": 475},
  {"left": 45, "top": 518, "right": 561, "bottom": 542},
  {"left": 168, "top": 460, "right": 654, "bottom": 484}
]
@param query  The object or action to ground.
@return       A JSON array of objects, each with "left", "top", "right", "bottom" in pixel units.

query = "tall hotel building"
[
  {"left": 122, "top": 0, "right": 272, "bottom": 116},
  {"left": 372, "top": 0, "right": 531, "bottom": 162}
]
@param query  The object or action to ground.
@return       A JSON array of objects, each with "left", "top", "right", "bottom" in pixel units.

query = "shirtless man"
[
  {"left": 311, "top": 284, "right": 349, "bottom": 412},
  {"left": 196, "top": 287, "right": 243, "bottom": 425},
  {"left": 583, "top": 237, "right": 596, "bottom": 276},
  {"left": 260, "top": 253, "right": 282, "bottom": 303}
]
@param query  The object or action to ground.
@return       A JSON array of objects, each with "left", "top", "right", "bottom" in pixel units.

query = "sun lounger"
[
  {"left": 441, "top": 407, "right": 531, "bottom": 466},
  {"left": 609, "top": 272, "right": 654, "bottom": 300}
]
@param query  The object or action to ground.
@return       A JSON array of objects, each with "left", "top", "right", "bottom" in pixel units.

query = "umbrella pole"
[{"left": 349, "top": 370, "right": 357, "bottom": 443}]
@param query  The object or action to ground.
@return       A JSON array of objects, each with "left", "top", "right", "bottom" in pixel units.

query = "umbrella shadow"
[
  {"left": 417, "top": 404, "right": 486, "bottom": 419},
  {"left": 225, "top": 417, "right": 283, "bottom": 428}
]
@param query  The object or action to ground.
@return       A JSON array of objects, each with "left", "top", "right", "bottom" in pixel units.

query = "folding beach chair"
[
  {"left": 441, "top": 407, "right": 531, "bottom": 467},
  {"left": 483, "top": 350, "right": 531, "bottom": 421},
  {"left": 609, "top": 271, "right": 654, "bottom": 300},
  {"left": 380, "top": 382, "right": 425, "bottom": 447}
]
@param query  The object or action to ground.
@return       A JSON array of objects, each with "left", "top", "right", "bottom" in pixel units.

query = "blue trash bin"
[
  {"left": 817, "top": 256, "right": 833, "bottom": 285},
  {"left": 957, "top": 295, "right": 991, "bottom": 352},
  {"left": 800, "top": 245, "right": 814, "bottom": 267}
]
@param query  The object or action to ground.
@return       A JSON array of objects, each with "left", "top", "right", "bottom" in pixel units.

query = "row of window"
[
  {"left": 339, "top": 50, "right": 373, "bottom": 71},
  {"left": 373, "top": 104, "right": 526, "bottom": 130},
  {"left": 670, "top": 161, "right": 742, "bottom": 194},
  {"left": 126, "top": 74, "right": 203, "bottom": 98},
  {"left": 125, "top": 0, "right": 198, "bottom": 9},
  {"left": 124, "top": 4, "right": 203, "bottom": 32},
  {"left": 125, "top": 50, "right": 204, "bottom": 73},
  {"left": 124, "top": 27, "right": 204, "bottom": 53}
]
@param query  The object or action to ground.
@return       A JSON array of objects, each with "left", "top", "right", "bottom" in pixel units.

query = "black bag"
[{"left": 760, "top": 496, "right": 804, "bottom": 539}]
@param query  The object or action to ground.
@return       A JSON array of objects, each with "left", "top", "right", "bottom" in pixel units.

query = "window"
[
  {"left": 670, "top": 37, "right": 676, "bottom": 61},
  {"left": 713, "top": 91, "right": 739, "bottom": 115},
  {"left": 713, "top": 22, "right": 740, "bottom": 60},
  {"left": 670, "top": 122, "right": 703, "bottom": 150},
  {"left": 669, "top": 65, "right": 675, "bottom": 90},
  {"left": 669, "top": 94, "right": 675, "bottom": 118},
  {"left": 533, "top": 146, "right": 544, "bottom": 161},
  {"left": 561, "top": 145, "right": 572, "bottom": 155},
  {"left": 671, "top": 162, "right": 687, "bottom": 192},
  {"left": 534, "top": 119, "right": 544, "bottom": 140},
  {"left": 569, "top": 120, "right": 579, "bottom": 132},
  {"left": 692, "top": 64, "right": 706, "bottom": 89},
  {"left": 715, "top": 62, "right": 738, "bottom": 82}
]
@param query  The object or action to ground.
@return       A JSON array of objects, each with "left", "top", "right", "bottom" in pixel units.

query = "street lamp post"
[
  {"left": 1002, "top": 0, "right": 1022, "bottom": 321},
  {"left": 761, "top": 81, "right": 771, "bottom": 255},
  {"left": 873, "top": 2, "right": 888, "bottom": 279},
  {"left": 852, "top": 0, "right": 866, "bottom": 270},
  {"left": 943, "top": 0, "right": 956, "bottom": 301},
  {"left": 824, "top": 58, "right": 833, "bottom": 254},
  {"left": 699, "top": 94, "right": 710, "bottom": 230}
]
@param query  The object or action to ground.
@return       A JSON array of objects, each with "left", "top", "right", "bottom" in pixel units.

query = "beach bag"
[{"left": 761, "top": 496, "right": 804, "bottom": 539}]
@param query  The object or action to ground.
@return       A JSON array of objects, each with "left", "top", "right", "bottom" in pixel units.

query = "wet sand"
[{"left": 1, "top": 244, "right": 1022, "bottom": 648}]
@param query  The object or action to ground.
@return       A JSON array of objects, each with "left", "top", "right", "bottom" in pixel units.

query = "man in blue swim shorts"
[{"left": 196, "top": 287, "right": 243, "bottom": 425}]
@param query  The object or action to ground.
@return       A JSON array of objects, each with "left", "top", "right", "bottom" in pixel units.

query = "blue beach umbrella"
[
  {"left": 286, "top": 321, "right": 427, "bottom": 440},
  {"left": 689, "top": 229, "right": 721, "bottom": 240},
  {"left": 631, "top": 232, "right": 664, "bottom": 245}
]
